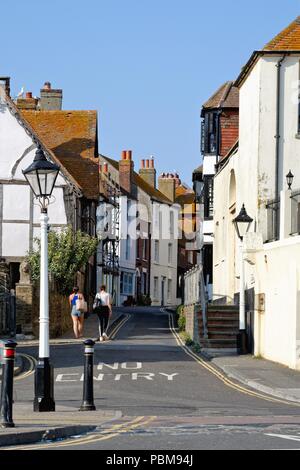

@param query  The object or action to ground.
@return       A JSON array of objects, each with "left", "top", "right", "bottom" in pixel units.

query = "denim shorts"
[{"left": 71, "top": 305, "right": 83, "bottom": 317}]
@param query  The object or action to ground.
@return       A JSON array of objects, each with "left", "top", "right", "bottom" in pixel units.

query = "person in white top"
[{"left": 93, "top": 285, "right": 112, "bottom": 342}]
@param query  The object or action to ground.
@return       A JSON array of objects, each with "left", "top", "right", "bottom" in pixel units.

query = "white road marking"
[
  {"left": 159, "top": 373, "right": 179, "bottom": 381},
  {"left": 265, "top": 433, "right": 300, "bottom": 442},
  {"left": 132, "top": 373, "right": 155, "bottom": 381}
]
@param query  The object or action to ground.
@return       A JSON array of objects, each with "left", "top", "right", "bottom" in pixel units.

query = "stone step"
[
  {"left": 200, "top": 339, "right": 237, "bottom": 349},
  {"left": 206, "top": 314, "right": 239, "bottom": 320},
  {"left": 206, "top": 323, "right": 239, "bottom": 329},
  {"left": 199, "top": 320, "right": 239, "bottom": 326},
  {"left": 207, "top": 332, "right": 238, "bottom": 340},
  {"left": 208, "top": 305, "right": 239, "bottom": 312}
]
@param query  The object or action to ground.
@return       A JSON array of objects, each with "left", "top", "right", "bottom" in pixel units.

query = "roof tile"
[
  {"left": 264, "top": 16, "right": 300, "bottom": 51},
  {"left": 21, "top": 110, "right": 99, "bottom": 199}
]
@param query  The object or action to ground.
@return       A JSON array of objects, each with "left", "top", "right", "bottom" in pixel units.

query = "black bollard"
[
  {"left": 79, "top": 339, "right": 96, "bottom": 411},
  {"left": 0, "top": 340, "right": 17, "bottom": 428}
]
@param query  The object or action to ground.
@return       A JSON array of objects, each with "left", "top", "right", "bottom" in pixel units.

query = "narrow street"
[{"left": 11, "top": 308, "right": 300, "bottom": 450}]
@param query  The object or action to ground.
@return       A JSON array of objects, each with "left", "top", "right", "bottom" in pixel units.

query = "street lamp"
[
  {"left": 233, "top": 204, "right": 253, "bottom": 355},
  {"left": 286, "top": 170, "right": 294, "bottom": 191},
  {"left": 23, "top": 145, "right": 60, "bottom": 412}
]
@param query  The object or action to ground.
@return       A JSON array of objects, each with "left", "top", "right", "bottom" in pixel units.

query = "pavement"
[
  {"left": 0, "top": 404, "right": 121, "bottom": 447},
  {"left": 201, "top": 350, "right": 300, "bottom": 404}
]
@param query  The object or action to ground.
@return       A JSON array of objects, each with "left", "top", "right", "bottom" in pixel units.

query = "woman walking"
[
  {"left": 94, "top": 285, "right": 112, "bottom": 342},
  {"left": 69, "top": 286, "right": 85, "bottom": 339}
]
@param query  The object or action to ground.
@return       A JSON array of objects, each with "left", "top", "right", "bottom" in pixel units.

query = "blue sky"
[{"left": 1, "top": 0, "right": 300, "bottom": 185}]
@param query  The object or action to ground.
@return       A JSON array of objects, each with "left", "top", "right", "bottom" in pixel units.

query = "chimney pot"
[
  {"left": 121, "top": 150, "right": 127, "bottom": 160},
  {"left": 149, "top": 158, "right": 155, "bottom": 169},
  {"left": 26, "top": 92, "right": 32, "bottom": 99},
  {"left": 43, "top": 81, "right": 51, "bottom": 90},
  {"left": 126, "top": 150, "right": 132, "bottom": 161},
  {"left": 141, "top": 159, "right": 145, "bottom": 169},
  {"left": 145, "top": 159, "right": 150, "bottom": 169}
]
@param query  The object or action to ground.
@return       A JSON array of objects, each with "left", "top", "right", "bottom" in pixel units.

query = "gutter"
[{"left": 235, "top": 50, "right": 299, "bottom": 88}]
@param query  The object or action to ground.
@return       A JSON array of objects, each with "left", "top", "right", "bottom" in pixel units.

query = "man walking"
[{"left": 94, "top": 285, "right": 112, "bottom": 342}]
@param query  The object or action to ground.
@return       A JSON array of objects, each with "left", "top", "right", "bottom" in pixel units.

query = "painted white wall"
[
  {"left": 203, "top": 155, "right": 216, "bottom": 176},
  {"left": 252, "top": 237, "right": 300, "bottom": 370},
  {"left": 213, "top": 53, "right": 300, "bottom": 369},
  {"left": 0, "top": 92, "right": 70, "bottom": 260},
  {"left": 2, "top": 223, "right": 30, "bottom": 257},
  {"left": 2, "top": 185, "right": 30, "bottom": 220}
]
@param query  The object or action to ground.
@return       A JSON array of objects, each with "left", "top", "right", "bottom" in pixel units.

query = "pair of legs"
[
  {"left": 97, "top": 311, "right": 110, "bottom": 339},
  {"left": 71, "top": 306, "right": 84, "bottom": 338}
]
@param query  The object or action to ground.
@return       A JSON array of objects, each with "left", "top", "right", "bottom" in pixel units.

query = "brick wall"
[{"left": 220, "top": 110, "right": 239, "bottom": 157}]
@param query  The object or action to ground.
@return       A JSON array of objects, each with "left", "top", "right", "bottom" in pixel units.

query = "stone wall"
[
  {"left": 183, "top": 304, "right": 200, "bottom": 343},
  {"left": 32, "top": 284, "right": 72, "bottom": 338},
  {"left": 16, "top": 281, "right": 72, "bottom": 338}
]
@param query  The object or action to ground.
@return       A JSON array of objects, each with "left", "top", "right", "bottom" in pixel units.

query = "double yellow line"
[
  {"left": 168, "top": 313, "right": 300, "bottom": 407},
  {"left": 15, "top": 353, "right": 37, "bottom": 381},
  {"left": 5, "top": 415, "right": 156, "bottom": 450},
  {"left": 109, "top": 314, "right": 131, "bottom": 340}
]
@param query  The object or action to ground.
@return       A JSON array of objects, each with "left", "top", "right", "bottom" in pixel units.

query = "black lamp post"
[
  {"left": 286, "top": 170, "right": 294, "bottom": 191},
  {"left": 23, "top": 145, "right": 60, "bottom": 412},
  {"left": 233, "top": 204, "right": 253, "bottom": 355}
]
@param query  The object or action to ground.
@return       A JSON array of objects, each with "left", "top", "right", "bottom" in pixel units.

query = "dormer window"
[{"left": 201, "top": 112, "right": 218, "bottom": 155}]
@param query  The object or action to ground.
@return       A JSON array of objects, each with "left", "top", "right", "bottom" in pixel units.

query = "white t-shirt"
[{"left": 95, "top": 292, "right": 110, "bottom": 306}]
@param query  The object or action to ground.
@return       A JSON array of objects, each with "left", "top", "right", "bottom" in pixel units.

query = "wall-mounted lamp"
[{"left": 286, "top": 170, "right": 294, "bottom": 191}]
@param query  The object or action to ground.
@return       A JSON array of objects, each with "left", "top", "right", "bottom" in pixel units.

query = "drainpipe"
[{"left": 275, "top": 55, "right": 287, "bottom": 202}]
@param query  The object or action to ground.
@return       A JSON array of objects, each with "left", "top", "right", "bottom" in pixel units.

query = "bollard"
[
  {"left": 0, "top": 340, "right": 17, "bottom": 428},
  {"left": 79, "top": 339, "right": 96, "bottom": 411}
]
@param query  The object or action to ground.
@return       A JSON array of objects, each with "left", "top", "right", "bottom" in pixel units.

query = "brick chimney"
[
  {"left": 39, "top": 81, "right": 63, "bottom": 110},
  {"left": 139, "top": 156, "right": 156, "bottom": 188},
  {"left": 16, "top": 91, "right": 39, "bottom": 110},
  {"left": 158, "top": 173, "right": 176, "bottom": 202},
  {"left": 119, "top": 150, "right": 134, "bottom": 194}
]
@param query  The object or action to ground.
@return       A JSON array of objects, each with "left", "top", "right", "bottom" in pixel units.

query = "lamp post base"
[
  {"left": 33, "top": 358, "right": 55, "bottom": 412},
  {"left": 79, "top": 403, "right": 96, "bottom": 412},
  {"left": 237, "top": 329, "right": 248, "bottom": 355}
]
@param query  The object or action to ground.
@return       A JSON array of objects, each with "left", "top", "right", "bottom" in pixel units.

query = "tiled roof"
[
  {"left": 175, "top": 185, "right": 195, "bottom": 205},
  {"left": 203, "top": 81, "right": 239, "bottom": 110},
  {"left": 100, "top": 155, "right": 173, "bottom": 205},
  {"left": 21, "top": 110, "right": 99, "bottom": 199},
  {"left": 264, "top": 16, "right": 300, "bottom": 51}
]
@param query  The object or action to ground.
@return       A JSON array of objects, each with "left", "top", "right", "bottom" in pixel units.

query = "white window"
[
  {"left": 168, "top": 243, "right": 172, "bottom": 264},
  {"left": 154, "top": 240, "right": 159, "bottom": 263},
  {"left": 154, "top": 277, "right": 159, "bottom": 299},
  {"left": 121, "top": 272, "right": 133, "bottom": 295}
]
